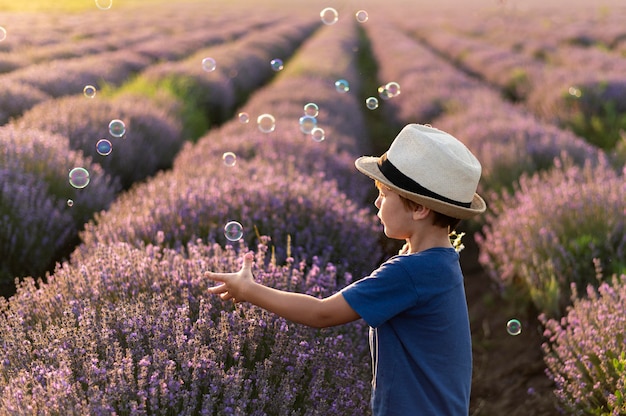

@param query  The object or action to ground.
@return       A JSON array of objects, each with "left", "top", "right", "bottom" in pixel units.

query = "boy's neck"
[{"left": 407, "top": 227, "right": 452, "bottom": 254}]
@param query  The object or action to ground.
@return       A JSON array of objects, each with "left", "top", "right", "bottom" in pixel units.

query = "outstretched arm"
[{"left": 205, "top": 252, "right": 360, "bottom": 328}]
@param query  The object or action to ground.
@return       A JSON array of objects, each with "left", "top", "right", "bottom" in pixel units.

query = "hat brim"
[{"left": 355, "top": 156, "right": 486, "bottom": 220}]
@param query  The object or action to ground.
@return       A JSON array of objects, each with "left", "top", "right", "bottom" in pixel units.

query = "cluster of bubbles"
[
  {"left": 299, "top": 103, "right": 325, "bottom": 142},
  {"left": 270, "top": 58, "right": 284, "bottom": 72},
  {"left": 568, "top": 86, "right": 582, "bottom": 98},
  {"left": 224, "top": 221, "right": 244, "bottom": 242},
  {"left": 0, "top": 26, "right": 7, "bottom": 42},
  {"left": 378, "top": 81, "right": 401, "bottom": 100},
  {"left": 506, "top": 319, "right": 522, "bottom": 336},
  {"left": 95, "top": 0, "right": 112, "bottom": 10},
  {"left": 202, "top": 57, "right": 217, "bottom": 72}
]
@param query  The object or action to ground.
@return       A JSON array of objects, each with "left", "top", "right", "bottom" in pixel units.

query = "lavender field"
[{"left": 1, "top": 0, "right": 625, "bottom": 414}]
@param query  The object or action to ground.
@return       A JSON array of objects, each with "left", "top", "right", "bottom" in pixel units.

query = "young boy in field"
[{"left": 206, "top": 123, "right": 486, "bottom": 415}]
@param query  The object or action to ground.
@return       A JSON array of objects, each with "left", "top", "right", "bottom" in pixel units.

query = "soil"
[{"left": 461, "top": 235, "right": 561, "bottom": 416}]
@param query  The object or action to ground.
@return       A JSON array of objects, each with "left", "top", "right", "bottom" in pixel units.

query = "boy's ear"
[{"left": 412, "top": 203, "right": 431, "bottom": 220}]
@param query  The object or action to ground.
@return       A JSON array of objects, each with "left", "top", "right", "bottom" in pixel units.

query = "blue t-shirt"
[{"left": 341, "top": 248, "right": 472, "bottom": 416}]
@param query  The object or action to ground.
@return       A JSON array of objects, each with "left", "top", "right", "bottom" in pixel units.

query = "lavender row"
[
  {"left": 0, "top": 240, "right": 371, "bottom": 415},
  {"left": 362, "top": 18, "right": 601, "bottom": 196},
  {"left": 0, "top": 3, "right": 280, "bottom": 70},
  {"left": 402, "top": 14, "right": 626, "bottom": 151},
  {"left": 476, "top": 156, "right": 625, "bottom": 316},
  {"left": 0, "top": 8, "right": 297, "bottom": 124},
  {"left": 0, "top": 125, "right": 119, "bottom": 284}
]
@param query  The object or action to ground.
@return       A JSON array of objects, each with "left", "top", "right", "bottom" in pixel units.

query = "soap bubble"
[
  {"left": 238, "top": 112, "right": 250, "bottom": 124},
  {"left": 0, "top": 27, "right": 6, "bottom": 42},
  {"left": 335, "top": 79, "right": 350, "bottom": 93},
  {"left": 95, "top": 0, "right": 112, "bottom": 10},
  {"left": 224, "top": 221, "right": 243, "bottom": 241},
  {"left": 355, "top": 10, "right": 369, "bottom": 23},
  {"left": 303, "top": 102, "right": 319, "bottom": 117},
  {"left": 270, "top": 58, "right": 284, "bottom": 71},
  {"left": 69, "top": 167, "right": 90, "bottom": 189},
  {"left": 201, "top": 57, "right": 216, "bottom": 72},
  {"left": 108, "top": 119, "right": 126, "bottom": 138},
  {"left": 506, "top": 319, "right": 522, "bottom": 336},
  {"left": 299, "top": 115, "right": 317, "bottom": 134},
  {"left": 67, "top": 199, "right": 74, "bottom": 207},
  {"left": 568, "top": 86, "right": 582, "bottom": 98},
  {"left": 96, "top": 138, "right": 112, "bottom": 156},
  {"left": 386, "top": 81, "right": 401, "bottom": 97},
  {"left": 366, "top": 97, "right": 379, "bottom": 110},
  {"left": 83, "top": 85, "right": 96, "bottom": 98},
  {"left": 320, "top": 7, "right": 339, "bottom": 25},
  {"left": 222, "top": 152, "right": 237, "bottom": 167},
  {"left": 257, "top": 113, "right": 276, "bottom": 133},
  {"left": 311, "top": 127, "right": 325, "bottom": 142},
  {"left": 378, "top": 84, "right": 393, "bottom": 100}
]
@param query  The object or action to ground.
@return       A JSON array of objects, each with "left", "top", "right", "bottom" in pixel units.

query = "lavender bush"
[
  {"left": 16, "top": 93, "right": 184, "bottom": 189},
  {"left": 78, "top": 159, "right": 382, "bottom": 279},
  {"left": 0, "top": 169, "right": 75, "bottom": 284},
  {"left": 0, "top": 80, "right": 49, "bottom": 125},
  {"left": 540, "top": 274, "right": 626, "bottom": 415},
  {"left": 0, "top": 240, "right": 371, "bottom": 415},
  {"left": 477, "top": 155, "right": 626, "bottom": 316},
  {"left": 0, "top": 125, "right": 119, "bottom": 283}
]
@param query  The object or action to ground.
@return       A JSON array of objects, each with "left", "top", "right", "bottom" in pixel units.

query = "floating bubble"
[
  {"left": 311, "top": 127, "right": 325, "bottom": 142},
  {"left": 95, "top": 0, "right": 112, "bottom": 10},
  {"left": 83, "top": 85, "right": 97, "bottom": 98},
  {"left": 506, "top": 319, "right": 522, "bottom": 336},
  {"left": 69, "top": 167, "right": 90, "bottom": 189},
  {"left": 0, "top": 27, "right": 7, "bottom": 42},
  {"left": 378, "top": 84, "right": 393, "bottom": 100},
  {"left": 222, "top": 151, "right": 237, "bottom": 167},
  {"left": 355, "top": 10, "right": 369, "bottom": 23},
  {"left": 366, "top": 96, "right": 379, "bottom": 110},
  {"left": 335, "top": 79, "right": 350, "bottom": 93},
  {"left": 108, "top": 119, "right": 126, "bottom": 138},
  {"left": 238, "top": 112, "right": 250, "bottom": 124},
  {"left": 386, "top": 81, "right": 401, "bottom": 97},
  {"left": 201, "top": 57, "right": 216, "bottom": 72},
  {"left": 96, "top": 138, "right": 112, "bottom": 156},
  {"left": 224, "top": 221, "right": 244, "bottom": 242},
  {"left": 270, "top": 58, "right": 284, "bottom": 71},
  {"left": 299, "top": 115, "right": 317, "bottom": 134},
  {"left": 257, "top": 113, "right": 276, "bottom": 133},
  {"left": 67, "top": 199, "right": 74, "bottom": 207},
  {"left": 303, "top": 102, "right": 319, "bottom": 117},
  {"left": 320, "top": 7, "right": 339, "bottom": 25}
]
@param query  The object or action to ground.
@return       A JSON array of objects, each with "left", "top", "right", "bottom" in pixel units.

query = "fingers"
[{"left": 241, "top": 251, "right": 254, "bottom": 274}]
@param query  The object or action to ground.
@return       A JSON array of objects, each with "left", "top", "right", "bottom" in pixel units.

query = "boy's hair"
[{"left": 376, "top": 180, "right": 461, "bottom": 230}]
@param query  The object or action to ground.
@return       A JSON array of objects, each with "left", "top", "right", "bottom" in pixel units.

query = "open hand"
[{"left": 205, "top": 252, "right": 255, "bottom": 303}]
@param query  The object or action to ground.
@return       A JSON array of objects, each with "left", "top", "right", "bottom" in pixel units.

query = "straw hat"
[{"left": 355, "top": 124, "right": 486, "bottom": 219}]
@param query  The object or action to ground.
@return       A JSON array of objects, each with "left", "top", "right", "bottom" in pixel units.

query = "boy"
[{"left": 206, "top": 123, "right": 486, "bottom": 415}]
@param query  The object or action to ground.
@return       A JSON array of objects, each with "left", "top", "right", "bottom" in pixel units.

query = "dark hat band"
[{"left": 377, "top": 154, "right": 472, "bottom": 208}]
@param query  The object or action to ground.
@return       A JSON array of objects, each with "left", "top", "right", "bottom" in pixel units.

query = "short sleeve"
[{"left": 341, "top": 257, "right": 419, "bottom": 328}]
